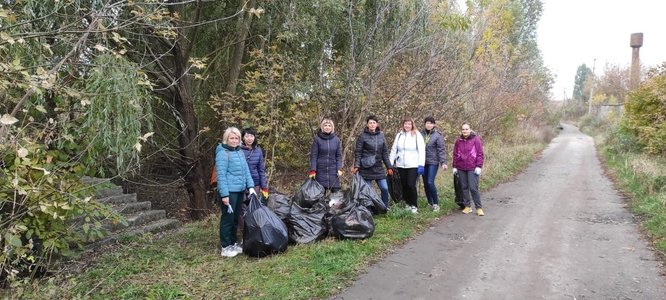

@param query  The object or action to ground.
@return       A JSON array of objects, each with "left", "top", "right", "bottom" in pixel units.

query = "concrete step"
[
  {"left": 95, "top": 186, "right": 124, "bottom": 198},
  {"left": 81, "top": 176, "right": 112, "bottom": 185},
  {"left": 107, "top": 210, "right": 166, "bottom": 232},
  {"left": 98, "top": 193, "right": 137, "bottom": 205},
  {"left": 89, "top": 219, "right": 182, "bottom": 249},
  {"left": 114, "top": 201, "right": 152, "bottom": 214}
]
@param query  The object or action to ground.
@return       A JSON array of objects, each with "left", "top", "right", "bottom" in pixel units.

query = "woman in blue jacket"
[
  {"left": 216, "top": 127, "right": 256, "bottom": 257},
  {"left": 309, "top": 117, "right": 343, "bottom": 192},
  {"left": 241, "top": 127, "right": 268, "bottom": 198}
]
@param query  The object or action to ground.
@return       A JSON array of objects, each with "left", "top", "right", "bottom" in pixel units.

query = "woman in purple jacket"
[{"left": 452, "top": 123, "right": 485, "bottom": 216}]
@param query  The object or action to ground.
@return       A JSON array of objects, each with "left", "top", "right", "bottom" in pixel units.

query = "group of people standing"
[{"left": 214, "top": 116, "right": 485, "bottom": 257}]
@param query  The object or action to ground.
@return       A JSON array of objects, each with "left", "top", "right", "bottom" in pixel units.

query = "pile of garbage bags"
[{"left": 242, "top": 176, "right": 385, "bottom": 257}]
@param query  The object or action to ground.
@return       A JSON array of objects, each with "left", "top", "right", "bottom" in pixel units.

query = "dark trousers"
[
  {"left": 220, "top": 192, "right": 243, "bottom": 248},
  {"left": 458, "top": 170, "right": 481, "bottom": 208},
  {"left": 422, "top": 164, "right": 439, "bottom": 205},
  {"left": 397, "top": 167, "right": 418, "bottom": 207}
]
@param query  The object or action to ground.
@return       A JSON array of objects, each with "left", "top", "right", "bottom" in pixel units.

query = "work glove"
[
  {"left": 351, "top": 167, "right": 358, "bottom": 174},
  {"left": 441, "top": 164, "right": 448, "bottom": 171},
  {"left": 261, "top": 188, "right": 269, "bottom": 198},
  {"left": 387, "top": 168, "right": 394, "bottom": 176},
  {"left": 308, "top": 170, "right": 316, "bottom": 179},
  {"left": 474, "top": 167, "right": 482, "bottom": 175},
  {"left": 248, "top": 188, "right": 257, "bottom": 196},
  {"left": 417, "top": 165, "right": 424, "bottom": 176},
  {"left": 452, "top": 168, "right": 458, "bottom": 175},
  {"left": 337, "top": 169, "right": 343, "bottom": 177}
]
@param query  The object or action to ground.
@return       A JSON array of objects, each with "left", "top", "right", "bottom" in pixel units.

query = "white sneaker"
[
  {"left": 410, "top": 206, "right": 418, "bottom": 214},
  {"left": 433, "top": 204, "right": 440, "bottom": 212},
  {"left": 233, "top": 243, "right": 243, "bottom": 254},
  {"left": 221, "top": 245, "right": 238, "bottom": 257}
]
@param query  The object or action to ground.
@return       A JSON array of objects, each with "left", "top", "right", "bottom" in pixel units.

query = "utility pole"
[
  {"left": 563, "top": 88, "right": 567, "bottom": 120},
  {"left": 588, "top": 58, "right": 596, "bottom": 115}
]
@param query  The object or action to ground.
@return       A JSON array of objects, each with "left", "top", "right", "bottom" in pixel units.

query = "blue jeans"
[
  {"left": 422, "top": 164, "right": 439, "bottom": 205},
  {"left": 365, "top": 179, "right": 389, "bottom": 208}
]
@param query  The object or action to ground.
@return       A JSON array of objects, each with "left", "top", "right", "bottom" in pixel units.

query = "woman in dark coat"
[
  {"left": 309, "top": 117, "right": 343, "bottom": 192},
  {"left": 352, "top": 115, "right": 393, "bottom": 208},
  {"left": 241, "top": 127, "right": 268, "bottom": 198}
]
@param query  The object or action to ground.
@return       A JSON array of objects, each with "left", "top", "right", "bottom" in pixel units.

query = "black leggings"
[{"left": 397, "top": 168, "right": 418, "bottom": 207}]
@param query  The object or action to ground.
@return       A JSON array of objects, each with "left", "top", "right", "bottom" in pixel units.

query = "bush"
[
  {"left": 622, "top": 69, "right": 666, "bottom": 156},
  {"left": 1, "top": 135, "right": 122, "bottom": 286}
]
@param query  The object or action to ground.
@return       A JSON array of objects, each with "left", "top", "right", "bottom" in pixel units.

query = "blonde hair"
[
  {"left": 320, "top": 117, "right": 335, "bottom": 133},
  {"left": 402, "top": 117, "right": 418, "bottom": 136},
  {"left": 222, "top": 127, "right": 242, "bottom": 144}
]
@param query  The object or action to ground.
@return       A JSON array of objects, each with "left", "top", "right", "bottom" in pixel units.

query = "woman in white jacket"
[{"left": 389, "top": 118, "right": 426, "bottom": 213}]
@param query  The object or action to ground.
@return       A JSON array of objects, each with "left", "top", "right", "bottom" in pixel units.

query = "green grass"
[
  {"left": 5, "top": 140, "right": 546, "bottom": 299},
  {"left": 600, "top": 147, "right": 666, "bottom": 255}
]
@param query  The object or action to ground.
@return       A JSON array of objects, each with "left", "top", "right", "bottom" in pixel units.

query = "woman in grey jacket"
[{"left": 421, "top": 117, "right": 448, "bottom": 212}]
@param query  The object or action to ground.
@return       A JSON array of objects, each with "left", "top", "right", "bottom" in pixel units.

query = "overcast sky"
[{"left": 537, "top": 0, "right": 666, "bottom": 100}]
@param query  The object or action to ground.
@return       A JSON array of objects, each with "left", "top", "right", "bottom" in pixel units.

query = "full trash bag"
[
  {"left": 243, "top": 194, "right": 289, "bottom": 257},
  {"left": 453, "top": 172, "right": 465, "bottom": 209},
  {"left": 267, "top": 192, "right": 292, "bottom": 222},
  {"left": 292, "top": 179, "right": 326, "bottom": 208},
  {"left": 347, "top": 173, "right": 386, "bottom": 214},
  {"left": 331, "top": 201, "right": 375, "bottom": 240},
  {"left": 287, "top": 201, "right": 328, "bottom": 244},
  {"left": 387, "top": 168, "right": 403, "bottom": 204}
]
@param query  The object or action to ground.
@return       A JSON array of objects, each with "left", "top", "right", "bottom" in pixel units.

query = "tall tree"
[{"left": 573, "top": 63, "right": 592, "bottom": 103}]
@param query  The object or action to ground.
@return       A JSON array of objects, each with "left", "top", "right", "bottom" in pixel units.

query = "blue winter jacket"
[
  {"left": 216, "top": 143, "right": 255, "bottom": 198},
  {"left": 241, "top": 145, "right": 267, "bottom": 189}
]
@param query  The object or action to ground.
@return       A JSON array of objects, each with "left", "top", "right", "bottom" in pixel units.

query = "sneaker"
[
  {"left": 221, "top": 245, "right": 238, "bottom": 257},
  {"left": 427, "top": 203, "right": 433, "bottom": 209},
  {"left": 410, "top": 206, "right": 418, "bottom": 214},
  {"left": 432, "top": 204, "right": 440, "bottom": 212},
  {"left": 476, "top": 208, "right": 485, "bottom": 216},
  {"left": 233, "top": 243, "right": 243, "bottom": 254},
  {"left": 462, "top": 207, "right": 472, "bottom": 214}
]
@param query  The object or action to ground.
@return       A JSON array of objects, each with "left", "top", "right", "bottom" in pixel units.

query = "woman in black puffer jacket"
[
  {"left": 309, "top": 117, "right": 343, "bottom": 192},
  {"left": 352, "top": 115, "right": 393, "bottom": 208}
]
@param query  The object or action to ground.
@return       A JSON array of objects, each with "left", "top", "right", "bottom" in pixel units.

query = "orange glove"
[
  {"left": 351, "top": 167, "right": 358, "bottom": 174},
  {"left": 261, "top": 188, "right": 269, "bottom": 198},
  {"left": 387, "top": 168, "right": 394, "bottom": 176},
  {"left": 308, "top": 170, "right": 316, "bottom": 179}
]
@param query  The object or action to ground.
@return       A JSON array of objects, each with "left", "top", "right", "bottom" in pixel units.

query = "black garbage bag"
[
  {"left": 347, "top": 173, "right": 387, "bottom": 214},
  {"left": 287, "top": 201, "right": 328, "bottom": 244},
  {"left": 267, "top": 192, "right": 292, "bottom": 222},
  {"left": 453, "top": 172, "right": 465, "bottom": 209},
  {"left": 387, "top": 169, "right": 403, "bottom": 204},
  {"left": 243, "top": 194, "right": 289, "bottom": 257},
  {"left": 331, "top": 202, "right": 375, "bottom": 240},
  {"left": 292, "top": 179, "right": 326, "bottom": 208}
]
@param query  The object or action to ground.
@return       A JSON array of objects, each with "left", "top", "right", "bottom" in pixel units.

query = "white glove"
[
  {"left": 248, "top": 188, "right": 257, "bottom": 196},
  {"left": 474, "top": 167, "right": 482, "bottom": 175},
  {"left": 452, "top": 168, "right": 458, "bottom": 175}
]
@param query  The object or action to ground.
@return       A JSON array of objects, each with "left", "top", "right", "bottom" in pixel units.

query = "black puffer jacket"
[{"left": 354, "top": 127, "right": 392, "bottom": 180}]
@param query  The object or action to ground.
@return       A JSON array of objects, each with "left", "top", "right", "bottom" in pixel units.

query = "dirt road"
[{"left": 333, "top": 124, "right": 666, "bottom": 299}]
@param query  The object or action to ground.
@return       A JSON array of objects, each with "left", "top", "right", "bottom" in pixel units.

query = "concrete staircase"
[{"left": 82, "top": 177, "right": 181, "bottom": 247}]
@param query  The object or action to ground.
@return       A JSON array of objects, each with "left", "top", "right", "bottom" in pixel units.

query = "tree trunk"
[
  {"left": 169, "top": 7, "right": 211, "bottom": 220},
  {"left": 225, "top": 0, "right": 256, "bottom": 94}
]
